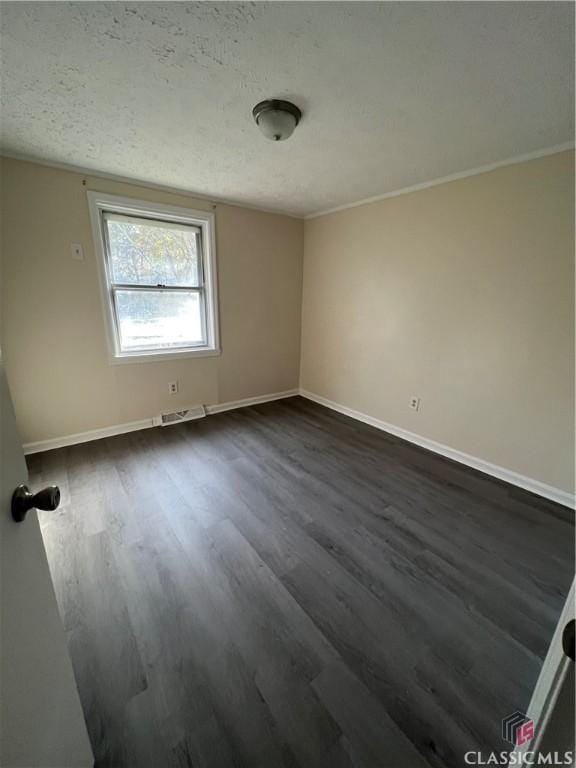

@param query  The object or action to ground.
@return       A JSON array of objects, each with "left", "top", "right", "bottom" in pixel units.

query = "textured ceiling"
[{"left": 0, "top": 2, "right": 573, "bottom": 216}]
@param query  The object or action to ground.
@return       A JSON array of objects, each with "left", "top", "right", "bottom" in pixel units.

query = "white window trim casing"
[{"left": 87, "top": 192, "right": 220, "bottom": 364}]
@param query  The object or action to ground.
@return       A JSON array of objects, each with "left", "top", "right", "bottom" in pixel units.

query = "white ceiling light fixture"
[{"left": 252, "top": 99, "right": 302, "bottom": 142}]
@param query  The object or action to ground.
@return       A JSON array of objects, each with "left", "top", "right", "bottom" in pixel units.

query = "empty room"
[{"left": 0, "top": 2, "right": 574, "bottom": 767}]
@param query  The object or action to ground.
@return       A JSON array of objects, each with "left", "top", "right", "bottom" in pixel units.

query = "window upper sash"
[
  {"left": 103, "top": 211, "right": 201, "bottom": 235},
  {"left": 102, "top": 211, "right": 203, "bottom": 289}
]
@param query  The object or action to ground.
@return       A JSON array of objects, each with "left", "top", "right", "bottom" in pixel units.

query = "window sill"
[{"left": 109, "top": 347, "right": 221, "bottom": 365}]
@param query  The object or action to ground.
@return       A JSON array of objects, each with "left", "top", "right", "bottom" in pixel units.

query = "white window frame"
[{"left": 88, "top": 192, "right": 220, "bottom": 363}]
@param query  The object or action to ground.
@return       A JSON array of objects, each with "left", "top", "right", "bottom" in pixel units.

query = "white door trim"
[{"left": 511, "top": 580, "right": 575, "bottom": 760}]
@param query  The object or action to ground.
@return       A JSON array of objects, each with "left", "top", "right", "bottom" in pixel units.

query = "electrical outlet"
[
  {"left": 409, "top": 396, "right": 420, "bottom": 411},
  {"left": 168, "top": 381, "right": 178, "bottom": 394}
]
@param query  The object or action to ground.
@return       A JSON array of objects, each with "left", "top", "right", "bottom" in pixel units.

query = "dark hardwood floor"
[{"left": 28, "top": 396, "right": 574, "bottom": 768}]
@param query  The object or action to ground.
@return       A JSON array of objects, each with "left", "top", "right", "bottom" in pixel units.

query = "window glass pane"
[
  {"left": 115, "top": 290, "right": 205, "bottom": 351},
  {"left": 105, "top": 213, "right": 200, "bottom": 286}
]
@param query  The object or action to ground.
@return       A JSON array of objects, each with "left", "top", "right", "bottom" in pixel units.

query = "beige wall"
[
  {"left": 2, "top": 152, "right": 573, "bottom": 495},
  {"left": 301, "top": 151, "right": 575, "bottom": 494},
  {"left": 0, "top": 158, "right": 303, "bottom": 444}
]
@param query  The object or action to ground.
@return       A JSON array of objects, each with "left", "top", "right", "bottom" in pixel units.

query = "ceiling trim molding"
[
  {"left": 2, "top": 142, "right": 573, "bottom": 221},
  {"left": 305, "top": 142, "right": 575, "bottom": 220},
  {"left": 0, "top": 151, "right": 304, "bottom": 220}
]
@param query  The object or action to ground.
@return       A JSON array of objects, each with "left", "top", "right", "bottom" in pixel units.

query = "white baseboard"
[
  {"left": 206, "top": 389, "right": 299, "bottom": 415},
  {"left": 23, "top": 386, "right": 574, "bottom": 510},
  {"left": 23, "top": 418, "right": 156, "bottom": 455},
  {"left": 22, "top": 389, "right": 299, "bottom": 455},
  {"left": 299, "top": 389, "right": 575, "bottom": 510}
]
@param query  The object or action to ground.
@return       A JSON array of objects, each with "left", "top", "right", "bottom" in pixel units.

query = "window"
[{"left": 88, "top": 193, "right": 219, "bottom": 362}]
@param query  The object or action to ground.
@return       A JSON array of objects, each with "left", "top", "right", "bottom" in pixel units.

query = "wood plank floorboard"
[{"left": 28, "top": 396, "right": 574, "bottom": 768}]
